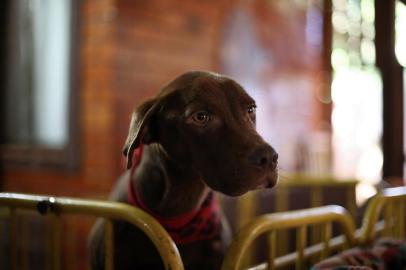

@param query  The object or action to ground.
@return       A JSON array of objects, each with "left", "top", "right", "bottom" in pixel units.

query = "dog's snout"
[{"left": 249, "top": 146, "right": 278, "bottom": 170}]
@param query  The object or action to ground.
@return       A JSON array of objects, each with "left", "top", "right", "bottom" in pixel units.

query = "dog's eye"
[
  {"left": 248, "top": 105, "right": 256, "bottom": 114},
  {"left": 192, "top": 111, "right": 211, "bottom": 124}
]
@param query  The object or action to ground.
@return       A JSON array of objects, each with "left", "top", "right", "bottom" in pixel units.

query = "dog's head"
[{"left": 123, "top": 71, "right": 278, "bottom": 196}]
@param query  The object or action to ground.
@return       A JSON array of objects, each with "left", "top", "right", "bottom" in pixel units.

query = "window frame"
[{"left": 0, "top": 0, "right": 81, "bottom": 171}]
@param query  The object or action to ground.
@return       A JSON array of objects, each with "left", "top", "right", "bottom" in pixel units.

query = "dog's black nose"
[{"left": 249, "top": 146, "right": 278, "bottom": 170}]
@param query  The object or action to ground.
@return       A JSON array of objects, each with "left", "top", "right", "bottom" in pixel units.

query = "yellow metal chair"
[
  {"left": 0, "top": 192, "right": 184, "bottom": 270},
  {"left": 222, "top": 186, "right": 406, "bottom": 270},
  {"left": 359, "top": 186, "right": 406, "bottom": 245},
  {"left": 221, "top": 205, "right": 356, "bottom": 270},
  {"left": 3, "top": 186, "right": 405, "bottom": 270},
  {"left": 219, "top": 175, "right": 358, "bottom": 265}
]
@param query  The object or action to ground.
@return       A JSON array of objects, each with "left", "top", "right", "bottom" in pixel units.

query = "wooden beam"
[
  {"left": 375, "top": 0, "right": 404, "bottom": 179},
  {"left": 321, "top": 0, "right": 333, "bottom": 125}
]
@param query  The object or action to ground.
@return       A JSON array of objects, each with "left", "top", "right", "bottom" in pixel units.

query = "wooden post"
[{"left": 375, "top": 0, "right": 404, "bottom": 180}]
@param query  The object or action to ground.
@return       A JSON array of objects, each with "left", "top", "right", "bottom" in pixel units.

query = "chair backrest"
[
  {"left": 359, "top": 186, "right": 406, "bottom": 245},
  {"left": 0, "top": 192, "right": 184, "bottom": 270},
  {"left": 221, "top": 205, "right": 356, "bottom": 270}
]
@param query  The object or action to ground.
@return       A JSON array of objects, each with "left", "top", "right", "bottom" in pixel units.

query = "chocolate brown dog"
[{"left": 89, "top": 71, "right": 278, "bottom": 270}]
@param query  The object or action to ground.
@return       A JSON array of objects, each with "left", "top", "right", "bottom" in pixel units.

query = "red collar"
[{"left": 127, "top": 145, "right": 221, "bottom": 245}]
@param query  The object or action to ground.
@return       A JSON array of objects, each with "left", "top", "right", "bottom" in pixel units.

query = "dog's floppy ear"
[{"left": 123, "top": 98, "right": 160, "bottom": 169}]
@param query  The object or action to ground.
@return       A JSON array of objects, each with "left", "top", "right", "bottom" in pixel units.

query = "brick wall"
[
  {"left": 3, "top": 0, "right": 328, "bottom": 196},
  {"left": 3, "top": 0, "right": 234, "bottom": 198},
  {"left": 1, "top": 1, "right": 235, "bottom": 268},
  {"left": 114, "top": 0, "right": 234, "bottom": 173},
  {"left": 1, "top": 0, "right": 329, "bottom": 268},
  {"left": 3, "top": 0, "right": 118, "bottom": 198}
]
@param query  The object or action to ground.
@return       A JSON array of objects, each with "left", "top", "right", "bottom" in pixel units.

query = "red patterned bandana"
[{"left": 127, "top": 145, "right": 221, "bottom": 245}]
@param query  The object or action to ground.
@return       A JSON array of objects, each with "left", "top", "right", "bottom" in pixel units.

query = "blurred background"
[{"left": 0, "top": 0, "right": 405, "bottom": 269}]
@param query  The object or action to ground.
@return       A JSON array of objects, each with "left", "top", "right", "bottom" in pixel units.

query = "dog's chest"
[{"left": 127, "top": 145, "right": 222, "bottom": 245}]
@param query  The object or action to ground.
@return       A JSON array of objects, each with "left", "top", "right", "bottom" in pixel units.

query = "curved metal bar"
[
  {"left": 221, "top": 205, "right": 355, "bottom": 270},
  {"left": 0, "top": 192, "right": 184, "bottom": 270},
  {"left": 359, "top": 186, "right": 406, "bottom": 245}
]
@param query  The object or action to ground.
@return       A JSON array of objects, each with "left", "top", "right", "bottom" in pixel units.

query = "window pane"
[
  {"left": 4, "top": 0, "right": 71, "bottom": 149},
  {"left": 33, "top": 0, "right": 71, "bottom": 148}
]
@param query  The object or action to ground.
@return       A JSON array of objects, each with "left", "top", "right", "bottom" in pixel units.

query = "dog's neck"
[{"left": 130, "top": 144, "right": 210, "bottom": 217}]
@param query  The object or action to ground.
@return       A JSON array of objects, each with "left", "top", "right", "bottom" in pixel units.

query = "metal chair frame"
[{"left": 0, "top": 192, "right": 184, "bottom": 270}]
